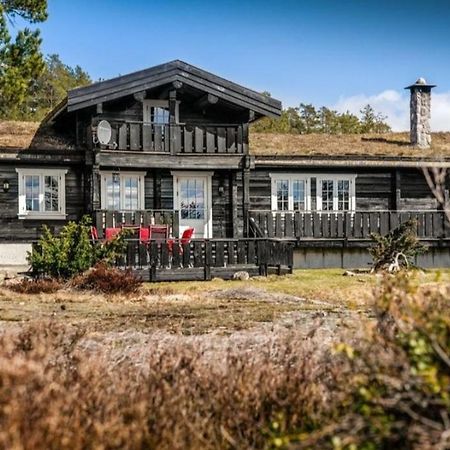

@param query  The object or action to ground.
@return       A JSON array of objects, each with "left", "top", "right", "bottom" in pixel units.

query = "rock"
[
  {"left": 343, "top": 270, "right": 356, "bottom": 277},
  {"left": 233, "top": 271, "right": 250, "bottom": 281}
]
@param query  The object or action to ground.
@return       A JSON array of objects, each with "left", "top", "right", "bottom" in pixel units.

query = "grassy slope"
[{"left": 0, "top": 269, "right": 448, "bottom": 335}]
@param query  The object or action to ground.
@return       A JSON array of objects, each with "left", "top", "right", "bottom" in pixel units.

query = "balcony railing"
[
  {"left": 249, "top": 210, "right": 450, "bottom": 240},
  {"left": 90, "top": 119, "right": 248, "bottom": 154},
  {"left": 93, "top": 209, "right": 179, "bottom": 238}
]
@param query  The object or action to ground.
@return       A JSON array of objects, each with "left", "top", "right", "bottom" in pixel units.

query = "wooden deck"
[
  {"left": 249, "top": 210, "right": 450, "bottom": 242},
  {"left": 115, "top": 238, "right": 294, "bottom": 282}
]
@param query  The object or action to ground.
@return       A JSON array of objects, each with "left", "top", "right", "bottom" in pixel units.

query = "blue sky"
[{"left": 18, "top": 0, "right": 450, "bottom": 129}]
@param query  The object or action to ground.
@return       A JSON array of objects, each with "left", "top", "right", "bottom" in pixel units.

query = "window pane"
[
  {"left": 276, "top": 180, "right": 289, "bottom": 211},
  {"left": 106, "top": 174, "right": 120, "bottom": 210},
  {"left": 25, "top": 175, "right": 40, "bottom": 211},
  {"left": 44, "top": 176, "right": 59, "bottom": 212},
  {"left": 123, "top": 177, "right": 139, "bottom": 210},
  {"left": 321, "top": 180, "right": 334, "bottom": 211},
  {"left": 179, "top": 178, "right": 205, "bottom": 220},
  {"left": 152, "top": 107, "right": 169, "bottom": 125},
  {"left": 337, "top": 179, "right": 350, "bottom": 211},
  {"left": 293, "top": 180, "right": 305, "bottom": 211}
]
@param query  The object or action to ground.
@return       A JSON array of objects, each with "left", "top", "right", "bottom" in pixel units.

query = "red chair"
[
  {"left": 90, "top": 226, "right": 99, "bottom": 242},
  {"left": 148, "top": 225, "right": 169, "bottom": 242},
  {"left": 139, "top": 226, "right": 150, "bottom": 243},
  {"left": 168, "top": 227, "right": 195, "bottom": 254},
  {"left": 105, "top": 227, "right": 121, "bottom": 241}
]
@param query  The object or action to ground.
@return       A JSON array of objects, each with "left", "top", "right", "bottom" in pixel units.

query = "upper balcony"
[{"left": 89, "top": 118, "right": 249, "bottom": 155}]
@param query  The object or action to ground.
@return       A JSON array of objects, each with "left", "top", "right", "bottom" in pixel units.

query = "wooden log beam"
[
  {"left": 158, "top": 81, "right": 184, "bottom": 100},
  {"left": 133, "top": 91, "right": 146, "bottom": 102},
  {"left": 194, "top": 93, "right": 219, "bottom": 110}
]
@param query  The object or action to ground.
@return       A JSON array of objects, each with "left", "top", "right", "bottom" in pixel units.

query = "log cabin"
[{"left": 0, "top": 61, "right": 449, "bottom": 277}]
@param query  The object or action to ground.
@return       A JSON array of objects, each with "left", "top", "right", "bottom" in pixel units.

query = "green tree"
[
  {"left": 29, "top": 53, "right": 91, "bottom": 118},
  {"left": 0, "top": 0, "right": 48, "bottom": 118},
  {"left": 360, "top": 104, "right": 391, "bottom": 133}
]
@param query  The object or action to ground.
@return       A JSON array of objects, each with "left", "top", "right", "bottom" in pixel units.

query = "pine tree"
[{"left": 0, "top": 0, "right": 48, "bottom": 118}]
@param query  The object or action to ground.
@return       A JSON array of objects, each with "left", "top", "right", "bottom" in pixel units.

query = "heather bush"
[
  {"left": 29, "top": 216, "right": 129, "bottom": 279},
  {"left": 8, "top": 278, "right": 63, "bottom": 294},
  {"left": 71, "top": 262, "right": 141, "bottom": 295},
  {"left": 369, "top": 219, "right": 427, "bottom": 272},
  {"left": 271, "top": 273, "right": 450, "bottom": 449},
  {"left": 0, "top": 275, "right": 448, "bottom": 449}
]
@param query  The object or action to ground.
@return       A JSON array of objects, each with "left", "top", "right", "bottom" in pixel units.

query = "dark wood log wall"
[{"left": 0, "top": 165, "right": 85, "bottom": 241}]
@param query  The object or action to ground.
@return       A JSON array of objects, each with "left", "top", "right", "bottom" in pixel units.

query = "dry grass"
[
  {"left": 250, "top": 131, "right": 450, "bottom": 158},
  {"left": 2, "top": 119, "right": 450, "bottom": 158},
  {"left": 0, "top": 120, "right": 39, "bottom": 149},
  {"left": 0, "top": 274, "right": 448, "bottom": 449}
]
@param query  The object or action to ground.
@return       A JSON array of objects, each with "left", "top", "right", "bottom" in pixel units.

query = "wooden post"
[
  {"left": 92, "top": 164, "right": 101, "bottom": 211},
  {"left": 204, "top": 240, "right": 212, "bottom": 281},
  {"left": 231, "top": 171, "right": 239, "bottom": 238},
  {"left": 243, "top": 164, "right": 250, "bottom": 238},
  {"left": 392, "top": 169, "right": 401, "bottom": 210},
  {"left": 169, "top": 89, "right": 178, "bottom": 155}
]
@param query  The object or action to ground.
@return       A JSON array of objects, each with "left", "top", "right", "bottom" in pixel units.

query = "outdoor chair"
[
  {"left": 105, "top": 227, "right": 122, "bottom": 241},
  {"left": 167, "top": 227, "right": 195, "bottom": 267}
]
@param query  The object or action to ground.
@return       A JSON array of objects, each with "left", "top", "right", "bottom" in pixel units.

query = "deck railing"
[
  {"left": 114, "top": 238, "right": 294, "bottom": 281},
  {"left": 93, "top": 209, "right": 179, "bottom": 238},
  {"left": 249, "top": 210, "right": 450, "bottom": 240},
  {"left": 91, "top": 119, "right": 248, "bottom": 154}
]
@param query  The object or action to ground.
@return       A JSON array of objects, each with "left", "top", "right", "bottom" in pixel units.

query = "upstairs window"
[
  {"left": 101, "top": 172, "right": 145, "bottom": 211},
  {"left": 16, "top": 168, "right": 67, "bottom": 219},
  {"left": 143, "top": 100, "right": 177, "bottom": 125}
]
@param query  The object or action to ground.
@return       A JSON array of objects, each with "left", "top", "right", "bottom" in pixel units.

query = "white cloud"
[{"left": 333, "top": 89, "right": 450, "bottom": 132}]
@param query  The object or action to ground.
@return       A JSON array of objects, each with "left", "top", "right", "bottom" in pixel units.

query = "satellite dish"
[{"left": 97, "top": 120, "right": 112, "bottom": 145}]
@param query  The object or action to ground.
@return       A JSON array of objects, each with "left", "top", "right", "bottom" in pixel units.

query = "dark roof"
[{"left": 60, "top": 60, "right": 281, "bottom": 119}]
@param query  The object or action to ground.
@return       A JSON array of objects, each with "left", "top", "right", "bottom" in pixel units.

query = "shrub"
[
  {"left": 71, "top": 262, "right": 141, "bottom": 295},
  {"left": 270, "top": 273, "right": 450, "bottom": 449},
  {"left": 369, "top": 219, "right": 427, "bottom": 272},
  {"left": 29, "top": 216, "right": 129, "bottom": 279},
  {"left": 8, "top": 278, "right": 63, "bottom": 294}
]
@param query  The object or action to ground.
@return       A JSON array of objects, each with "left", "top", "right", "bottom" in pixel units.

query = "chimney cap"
[{"left": 405, "top": 77, "right": 436, "bottom": 90}]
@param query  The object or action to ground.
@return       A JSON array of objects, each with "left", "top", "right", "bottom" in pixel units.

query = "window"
[
  {"left": 179, "top": 178, "right": 205, "bottom": 219},
  {"left": 271, "top": 175, "right": 310, "bottom": 211},
  {"left": 316, "top": 175, "right": 356, "bottom": 211},
  {"left": 101, "top": 172, "right": 145, "bottom": 211},
  {"left": 270, "top": 174, "right": 356, "bottom": 212},
  {"left": 143, "top": 100, "right": 177, "bottom": 124},
  {"left": 16, "top": 169, "right": 67, "bottom": 219}
]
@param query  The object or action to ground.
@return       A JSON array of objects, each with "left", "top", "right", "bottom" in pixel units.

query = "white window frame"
[
  {"left": 100, "top": 171, "right": 146, "bottom": 210},
  {"left": 270, "top": 173, "right": 356, "bottom": 212},
  {"left": 316, "top": 175, "right": 356, "bottom": 211},
  {"left": 270, "top": 174, "right": 311, "bottom": 211},
  {"left": 16, "top": 168, "right": 68, "bottom": 219},
  {"left": 143, "top": 99, "right": 180, "bottom": 124}
]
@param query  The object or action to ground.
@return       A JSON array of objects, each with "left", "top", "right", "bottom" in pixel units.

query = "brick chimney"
[{"left": 405, "top": 78, "right": 436, "bottom": 148}]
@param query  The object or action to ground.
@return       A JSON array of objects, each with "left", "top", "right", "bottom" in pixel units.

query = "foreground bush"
[
  {"left": 271, "top": 274, "right": 450, "bottom": 449},
  {"left": 29, "top": 216, "right": 129, "bottom": 279},
  {"left": 0, "top": 275, "right": 448, "bottom": 449},
  {"left": 71, "top": 262, "right": 141, "bottom": 295}
]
